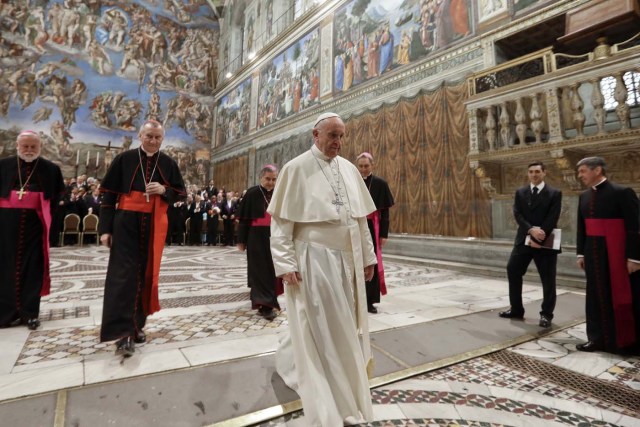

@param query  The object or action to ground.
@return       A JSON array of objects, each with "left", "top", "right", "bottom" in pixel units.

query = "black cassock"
[
  {"left": 577, "top": 180, "right": 640, "bottom": 354},
  {"left": 0, "top": 156, "right": 64, "bottom": 325},
  {"left": 236, "top": 185, "right": 281, "bottom": 310},
  {"left": 363, "top": 174, "right": 395, "bottom": 306},
  {"left": 99, "top": 148, "right": 185, "bottom": 342}
]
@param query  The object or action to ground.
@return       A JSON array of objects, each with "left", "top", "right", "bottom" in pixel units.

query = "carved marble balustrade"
[{"left": 466, "top": 34, "right": 640, "bottom": 198}]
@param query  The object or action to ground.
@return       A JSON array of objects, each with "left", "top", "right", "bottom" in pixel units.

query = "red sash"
[
  {"left": 366, "top": 210, "right": 387, "bottom": 295},
  {"left": 585, "top": 218, "right": 635, "bottom": 347},
  {"left": 0, "top": 190, "right": 52, "bottom": 296},
  {"left": 118, "top": 191, "right": 168, "bottom": 315},
  {"left": 251, "top": 212, "right": 272, "bottom": 227}
]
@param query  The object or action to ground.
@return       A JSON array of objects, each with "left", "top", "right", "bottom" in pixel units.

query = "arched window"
[{"left": 600, "top": 71, "right": 640, "bottom": 110}]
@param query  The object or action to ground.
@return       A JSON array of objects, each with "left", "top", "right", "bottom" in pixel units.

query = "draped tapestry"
[{"left": 341, "top": 82, "right": 491, "bottom": 237}]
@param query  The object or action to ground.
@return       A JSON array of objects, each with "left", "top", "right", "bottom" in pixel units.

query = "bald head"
[
  {"left": 16, "top": 131, "right": 42, "bottom": 162},
  {"left": 138, "top": 119, "right": 165, "bottom": 154}
]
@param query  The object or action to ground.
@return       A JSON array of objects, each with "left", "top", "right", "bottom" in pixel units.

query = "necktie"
[{"left": 532, "top": 187, "right": 538, "bottom": 196}]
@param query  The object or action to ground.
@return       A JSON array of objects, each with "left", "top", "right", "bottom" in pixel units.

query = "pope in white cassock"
[{"left": 268, "top": 112, "right": 378, "bottom": 426}]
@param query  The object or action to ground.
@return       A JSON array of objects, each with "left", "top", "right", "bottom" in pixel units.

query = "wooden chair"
[
  {"left": 59, "top": 214, "right": 81, "bottom": 246},
  {"left": 80, "top": 214, "right": 99, "bottom": 246}
]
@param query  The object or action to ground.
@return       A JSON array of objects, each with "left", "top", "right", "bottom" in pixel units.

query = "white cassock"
[{"left": 268, "top": 144, "right": 377, "bottom": 426}]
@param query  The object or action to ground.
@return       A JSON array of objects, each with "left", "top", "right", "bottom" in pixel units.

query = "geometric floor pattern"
[{"left": 1, "top": 245, "right": 639, "bottom": 427}]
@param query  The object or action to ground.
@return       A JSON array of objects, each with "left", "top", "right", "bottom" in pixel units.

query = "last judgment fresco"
[{"left": 0, "top": 0, "right": 219, "bottom": 185}]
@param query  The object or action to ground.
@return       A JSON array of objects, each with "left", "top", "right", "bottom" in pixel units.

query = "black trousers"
[
  {"left": 506, "top": 245, "right": 557, "bottom": 318},
  {"left": 223, "top": 219, "right": 235, "bottom": 245}
]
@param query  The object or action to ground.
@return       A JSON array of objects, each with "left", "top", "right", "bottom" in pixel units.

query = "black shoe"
[
  {"left": 26, "top": 318, "right": 40, "bottom": 330},
  {"left": 539, "top": 315, "right": 552, "bottom": 328},
  {"left": 134, "top": 331, "right": 146, "bottom": 344},
  {"left": 498, "top": 309, "right": 524, "bottom": 319},
  {"left": 115, "top": 336, "right": 135, "bottom": 357},
  {"left": 576, "top": 341, "right": 602, "bottom": 352},
  {"left": 368, "top": 305, "right": 378, "bottom": 314},
  {"left": 259, "top": 307, "right": 277, "bottom": 321}
]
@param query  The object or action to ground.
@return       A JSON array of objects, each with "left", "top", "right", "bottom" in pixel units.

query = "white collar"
[
  {"left": 530, "top": 182, "right": 545, "bottom": 192},
  {"left": 311, "top": 144, "right": 333, "bottom": 162},
  {"left": 140, "top": 146, "right": 157, "bottom": 157},
  {"left": 592, "top": 177, "right": 607, "bottom": 190}
]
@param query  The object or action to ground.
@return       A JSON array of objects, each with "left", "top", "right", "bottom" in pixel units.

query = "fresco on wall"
[
  {"left": 0, "top": 0, "right": 218, "bottom": 186},
  {"left": 215, "top": 76, "right": 251, "bottom": 147},
  {"left": 333, "top": 0, "right": 471, "bottom": 93},
  {"left": 256, "top": 28, "right": 320, "bottom": 129}
]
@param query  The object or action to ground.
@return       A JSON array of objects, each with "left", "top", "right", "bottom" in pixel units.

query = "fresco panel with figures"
[{"left": 0, "top": 0, "right": 218, "bottom": 187}]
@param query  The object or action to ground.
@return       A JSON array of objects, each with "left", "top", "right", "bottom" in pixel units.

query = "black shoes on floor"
[
  {"left": 258, "top": 307, "right": 277, "bottom": 321},
  {"left": 115, "top": 336, "right": 135, "bottom": 357},
  {"left": 539, "top": 315, "right": 552, "bottom": 328},
  {"left": 576, "top": 341, "right": 602, "bottom": 352},
  {"left": 367, "top": 305, "right": 378, "bottom": 314},
  {"left": 498, "top": 309, "right": 524, "bottom": 319},
  {"left": 114, "top": 330, "right": 148, "bottom": 357},
  {"left": 134, "top": 331, "right": 147, "bottom": 344},
  {"left": 499, "top": 309, "right": 553, "bottom": 328},
  {"left": 26, "top": 318, "right": 40, "bottom": 330}
]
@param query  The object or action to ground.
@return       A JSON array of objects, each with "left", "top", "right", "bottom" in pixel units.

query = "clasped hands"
[
  {"left": 529, "top": 226, "right": 545, "bottom": 249},
  {"left": 145, "top": 182, "right": 166, "bottom": 195},
  {"left": 281, "top": 265, "right": 375, "bottom": 286}
]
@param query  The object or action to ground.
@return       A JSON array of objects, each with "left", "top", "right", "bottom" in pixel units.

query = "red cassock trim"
[
  {"left": 366, "top": 210, "right": 387, "bottom": 295},
  {"left": 585, "top": 218, "right": 636, "bottom": 348},
  {"left": 0, "top": 191, "right": 52, "bottom": 296},
  {"left": 118, "top": 191, "right": 169, "bottom": 315}
]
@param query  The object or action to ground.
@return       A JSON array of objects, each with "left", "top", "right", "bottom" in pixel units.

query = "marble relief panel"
[
  {"left": 320, "top": 21, "right": 334, "bottom": 98},
  {"left": 477, "top": 0, "right": 508, "bottom": 23}
]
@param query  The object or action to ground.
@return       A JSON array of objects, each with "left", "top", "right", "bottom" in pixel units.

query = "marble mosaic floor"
[{"left": 1, "top": 245, "right": 639, "bottom": 426}]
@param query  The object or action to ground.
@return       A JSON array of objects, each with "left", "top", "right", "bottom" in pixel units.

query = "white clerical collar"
[
  {"left": 140, "top": 147, "right": 157, "bottom": 157},
  {"left": 592, "top": 177, "right": 607, "bottom": 190},
  {"left": 311, "top": 144, "right": 332, "bottom": 162},
  {"left": 530, "top": 182, "right": 545, "bottom": 192}
]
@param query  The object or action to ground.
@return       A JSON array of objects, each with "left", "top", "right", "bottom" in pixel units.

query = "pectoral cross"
[
  {"left": 144, "top": 193, "right": 150, "bottom": 202},
  {"left": 332, "top": 194, "right": 343, "bottom": 213},
  {"left": 17, "top": 188, "right": 27, "bottom": 200}
]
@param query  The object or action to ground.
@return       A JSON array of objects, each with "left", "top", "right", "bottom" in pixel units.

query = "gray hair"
[
  {"left": 259, "top": 164, "right": 278, "bottom": 177},
  {"left": 138, "top": 119, "right": 165, "bottom": 136},
  {"left": 576, "top": 157, "right": 606, "bottom": 175}
]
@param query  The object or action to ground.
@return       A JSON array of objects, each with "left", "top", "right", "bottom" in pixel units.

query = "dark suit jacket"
[
  {"left": 218, "top": 200, "right": 236, "bottom": 218},
  {"left": 513, "top": 183, "right": 562, "bottom": 249}
]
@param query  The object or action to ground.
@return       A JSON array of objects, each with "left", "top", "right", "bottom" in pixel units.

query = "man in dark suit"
[
  {"left": 219, "top": 191, "right": 237, "bottom": 245},
  {"left": 85, "top": 188, "right": 102, "bottom": 217},
  {"left": 499, "top": 161, "right": 562, "bottom": 328}
]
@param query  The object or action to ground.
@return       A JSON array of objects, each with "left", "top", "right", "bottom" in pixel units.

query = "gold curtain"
[
  {"left": 213, "top": 155, "right": 248, "bottom": 194},
  {"left": 342, "top": 82, "right": 491, "bottom": 237}
]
